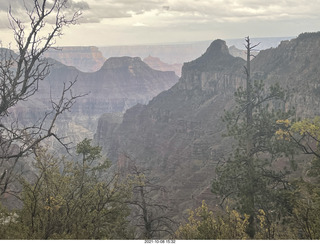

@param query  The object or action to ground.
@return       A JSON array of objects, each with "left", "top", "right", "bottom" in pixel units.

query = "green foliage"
[
  {"left": 176, "top": 200, "right": 296, "bottom": 240},
  {"left": 76, "top": 138, "right": 103, "bottom": 163},
  {"left": 212, "top": 80, "right": 296, "bottom": 238},
  {"left": 290, "top": 179, "right": 320, "bottom": 239},
  {"left": 276, "top": 117, "right": 320, "bottom": 239},
  {"left": 0, "top": 140, "right": 133, "bottom": 239},
  {"left": 176, "top": 201, "right": 249, "bottom": 240},
  {"left": 291, "top": 117, "right": 320, "bottom": 178},
  {"left": 0, "top": 203, "right": 25, "bottom": 239}
]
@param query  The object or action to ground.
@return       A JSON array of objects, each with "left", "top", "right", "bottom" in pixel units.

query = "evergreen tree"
[{"left": 212, "top": 37, "right": 296, "bottom": 238}]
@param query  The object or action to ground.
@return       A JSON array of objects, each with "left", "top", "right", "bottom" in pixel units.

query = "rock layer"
[
  {"left": 8, "top": 56, "right": 179, "bottom": 145},
  {"left": 143, "top": 55, "right": 183, "bottom": 77},
  {"left": 95, "top": 33, "right": 320, "bottom": 220},
  {"left": 43, "top": 46, "right": 106, "bottom": 72}
]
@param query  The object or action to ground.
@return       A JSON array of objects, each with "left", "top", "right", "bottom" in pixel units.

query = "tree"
[
  {"left": 277, "top": 117, "right": 320, "bottom": 239},
  {"left": 0, "top": 0, "right": 83, "bottom": 199},
  {"left": 289, "top": 178, "right": 320, "bottom": 239},
  {"left": 175, "top": 200, "right": 297, "bottom": 240},
  {"left": 212, "top": 37, "right": 296, "bottom": 238},
  {"left": 126, "top": 160, "right": 174, "bottom": 239},
  {"left": 0, "top": 139, "right": 133, "bottom": 239},
  {"left": 175, "top": 201, "right": 247, "bottom": 239}
]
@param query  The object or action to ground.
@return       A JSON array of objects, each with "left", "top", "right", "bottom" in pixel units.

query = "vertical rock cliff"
[
  {"left": 43, "top": 46, "right": 106, "bottom": 72},
  {"left": 95, "top": 33, "right": 320, "bottom": 220},
  {"left": 7, "top": 56, "right": 179, "bottom": 145},
  {"left": 96, "top": 39, "right": 246, "bottom": 217}
]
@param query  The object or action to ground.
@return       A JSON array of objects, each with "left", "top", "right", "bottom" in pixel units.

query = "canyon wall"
[
  {"left": 95, "top": 33, "right": 320, "bottom": 220},
  {"left": 43, "top": 46, "right": 106, "bottom": 72},
  {"left": 7, "top": 56, "right": 179, "bottom": 146}
]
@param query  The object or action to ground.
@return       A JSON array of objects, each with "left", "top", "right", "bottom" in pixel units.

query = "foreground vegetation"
[
  {"left": 0, "top": 0, "right": 319, "bottom": 240},
  {"left": 177, "top": 116, "right": 320, "bottom": 240},
  {"left": 0, "top": 125, "right": 319, "bottom": 240}
]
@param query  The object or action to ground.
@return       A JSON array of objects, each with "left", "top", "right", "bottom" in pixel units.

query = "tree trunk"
[{"left": 245, "top": 36, "right": 255, "bottom": 238}]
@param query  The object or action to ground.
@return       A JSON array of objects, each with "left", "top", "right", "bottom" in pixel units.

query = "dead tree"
[
  {"left": 0, "top": 0, "right": 83, "bottom": 198},
  {"left": 127, "top": 163, "right": 175, "bottom": 239},
  {"left": 243, "top": 36, "right": 261, "bottom": 238}
]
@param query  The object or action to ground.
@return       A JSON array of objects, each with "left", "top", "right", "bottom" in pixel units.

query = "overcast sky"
[{"left": 1, "top": 0, "right": 320, "bottom": 47}]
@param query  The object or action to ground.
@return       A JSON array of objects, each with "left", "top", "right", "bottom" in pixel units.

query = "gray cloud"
[
  {"left": 78, "top": 0, "right": 167, "bottom": 23},
  {"left": 0, "top": 0, "right": 90, "bottom": 16},
  {"left": 0, "top": 0, "right": 91, "bottom": 28},
  {"left": 74, "top": 0, "right": 320, "bottom": 26},
  {"left": 3, "top": 0, "right": 318, "bottom": 25},
  {"left": 67, "top": 0, "right": 90, "bottom": 10},
  {"left": 1, "top": 0, "right": 320, "bottom": 46}
]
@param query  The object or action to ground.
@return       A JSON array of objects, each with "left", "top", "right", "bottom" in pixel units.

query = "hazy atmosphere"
[
  {"left": 2, "top": 0, "right": 320, "bottom": 240},
  {"left": 1, "top": 0, "right": 320, "bottom": 46}
]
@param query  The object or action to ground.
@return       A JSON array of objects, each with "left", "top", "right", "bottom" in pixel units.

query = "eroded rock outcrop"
[
  {"left": 8, "top": 56, "right": 179, "bottom": 145},
  {"left": 95, "top": 33, "right": 320, "bottom": 220},
  {"left": 143, "top": 55, "right": 183, "bottom": 77},
  {"left": 43, "top": 46, "right": 106, "bottom": 72},
  {"left": 96, "top": 39, "right": 246, "bottom": 217}
]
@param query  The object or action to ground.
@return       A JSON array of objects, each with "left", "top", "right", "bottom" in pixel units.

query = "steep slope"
[
  {"left": 251, "top": 32, "right": 320, "bottom": 117},
  {"left": 9, "top": 56, "right": 178, "bottom": 143},
  {"left": 96, "top": 39, "right": 246, "bottom": 216},
  {"left": 95, "top": 33, "right": 320, "bottom": 220}
]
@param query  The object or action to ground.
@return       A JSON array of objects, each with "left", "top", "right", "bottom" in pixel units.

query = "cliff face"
[
  {"left": 96, "top": 39, "right": 246, "bottom": 216},
  {"left": 8, "top": 56, "right": 178, "bottom": 145},
  {"left": 251, "top": 32, "right": 320, "bottom": 117},
  {"left": 143, "top": 55, "right": 183, "bottom": 77},
  {"left": 228, "top": 45, "right": 259, "bottom": 60},
  {"left": 100, "top": 42, "right": 211, "bottom": 64},
  {"left": 99, "top": 37, "right": 290, "bottom": 65},
  {"left": 43, "top": 46, "right": 106, "bottom": 72},
  {"left": 95, "top": 33, "right": 320, "bottom": 220}
]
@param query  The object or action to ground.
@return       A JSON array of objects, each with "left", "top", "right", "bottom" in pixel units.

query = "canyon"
[
  {"left": 94, "top": 33, "right": 320, "bottom": 221},
  {"left": 2, "top": 34, "right": 311, "bottom": 218},
  {"left": 42, "top": 37, "right": 291, "bottom": 77},
  {"left": 7, "top": 56, "right": 178, "bottom": 146},
  {"left": 43, "top": 46, "right": 106, "bottom": 73}
]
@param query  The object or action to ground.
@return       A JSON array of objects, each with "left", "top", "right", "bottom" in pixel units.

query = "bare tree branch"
[{"left": 0, "top": 0, "right": 83, "bottom": 199}]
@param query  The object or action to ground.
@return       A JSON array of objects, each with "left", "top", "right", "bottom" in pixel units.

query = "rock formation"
[
  {"left": 7, "top": 56, "right": 179, "bottom": 145},
  {"left": 95, "top": 33, "right": 320, "bottom": 221},
  {"left": 43, "top": 46, "right": 106, "bottom": 72},
  {"left": 99, "top": 37, "right": 291, "bottom": 65},
  {"left": 228, "top": 45, "right": 259, "bottom": 60},
  {"left": 143, "top": 55, "right": 183, "bottom": 77},
  {"left": 100, "top": 42, "right": 211, "bottom": 64}
]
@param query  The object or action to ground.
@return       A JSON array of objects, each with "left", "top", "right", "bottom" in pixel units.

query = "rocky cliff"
[
  {"left": 251, "top": 32, "right": 320, "bottom": 117},
  {"left": 228, "top": 45, "right": 259, "bottom": 60},
  {"left": 8, "top": 56, "right": 178, "bottom": 145},
  {"left": 143, "top": 55, "right": 183, "bottom": 77},
  {"left": 43, "top": 46, "right": 106, "bottom": 72},
  {"left": 96, "top": 40, "right": 246, "bottom": 218},
  {"left": 99, "top": 37, "right": 290, "bottom": 65},
  {"left": 100, "top": 42, "right": 211, "bottom": 64},
  {"left": 95, "top": 33, "right": 320, "bottom": 220}
]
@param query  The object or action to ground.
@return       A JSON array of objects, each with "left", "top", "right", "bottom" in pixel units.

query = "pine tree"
[{"left": 212, "top": 37, "right": 296, "bottom": 239}]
